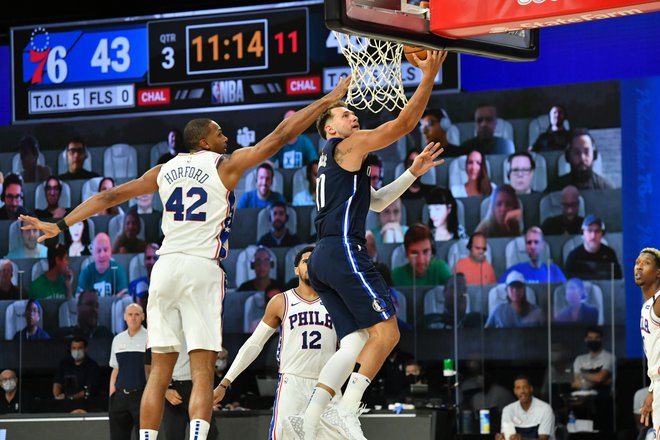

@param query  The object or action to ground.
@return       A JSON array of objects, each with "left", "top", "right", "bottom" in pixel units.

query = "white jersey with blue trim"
[
  {"left": 157, "top": 151, "right": 235, "bottom": 260},
  {"left": 641, "top": 290, "right": 660, "bottom": 380},
  {"left": 277, "top": 289, "right": 337, "bottom": 379}
]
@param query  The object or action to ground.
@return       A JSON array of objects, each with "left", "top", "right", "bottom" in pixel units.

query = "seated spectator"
[
  {"left": 428, "top": 273, "right": 482, "bottom": 329},
  {"left": 495, "top": 375, "right": 555, "bottom": 440},
  {"left": 0, "top": 259, "right": 22, "bottom": 300},
  {"left": 112, "top": 211, "right": 147, "bottom": 254},
  {"left": 64, "top": 219, "right": 92, "bottom": 257},
  {"left": 507, "top": 152, "right": 536, "bottom": 195},
  {"left": 0, "top": 173, "right": 28, "bottom": 221},
  {"left": 551, "top": 128, "right": 614, "bottom": 191},
  {"left": 366, "top": 152, "right": 384, "bottom": 189},
  {"left": 270, "top": 109, "right": 319, "bottom": 169},
  {"left": 454, "top": 233, "right": 497, "bottom": 286},
  {"left": 420, "top": 109, "right": 462, "bottom": 155},
  {"left": 53, "top": 336, "right": 100, "bottom": 400},
  {"left": 460, "top": 104, "right": 515, "bottom": 155},
  {"left": 128, "top": 243, "right": 159, "bottom": 320},
  {"left": 292, "top": 159, "right": 318, "bottom": 206},
  {"left": 554, "top": 278, "right": 599, "bottom": 325},
  {"left": 475, "top": 184, "right": 522, "bottom": 238},
  {"left": 450, "top": 149, "right": 495, "bottom": 198},
  {"left": 35, "top": 176, "right": 69, "bottom": 219},
  {"left": 426, "top": 187, "right": 466, "bottom": 241},
  {"left": 245, "top": 281, "right": 283, "bottom": 333},
  {"left": 96, "top": 177, "right": 124, "bottom": 216},
  {"left": 58, "top": 136, "right": 100, "bottom": 180},
  {"left": 257, "top": 201, "right": 302, "bottom": 248},
  {"left": 13, "top": 299, "right": 51, "bottom": 341},
  {"left": 157, "top": 128, "right": 185, "bottom": 164},
  {"left": 564, "top": 215, "right": 622, "bottom": 279},
  {"left": 130, "top": 193, "right": 160, "bottom": 215},
  {"left": 29, "top": 243, "right": 73, "bottom": 299},
  {"left": 0, "top": 369, "right": 21, "bottom": 414},
  {"left": 370, "top": 198, "right": 408, "bottom": 245},
  {"left": 392, "top": 223, "right": 452, "bottom": 287},
  {"left": 7, "top": 219, "right": 48, "bottom": 259},
  {"left": 571, "top": 327, "right": 614, "bottom": 395},
  {"left": 530, "top": 104, "right": 571, "bottom": 152},
  {"left": 485, "top": 271, "right": 543, "bottom": 328},
  {"left": 77, "top": 232, "right": 129, "bottom": 297},
  {"left": 401, "top": 148, "right": 435, "bottom": 199},
  {"left": 237, "top": 247, "right": 277, "bottom": 292},
  {"left": 541, "top": 185, "right": 584, "bottom": 236},
  {"left": 54, "top": 289, "right": 113, "bottom": 340},
  {"left": 499, "top": 226, "right": 566, "bottom": 284},
  {"left": 236, "top": 163, "right": 286, "bottom": 209},
  {"left": 17, "top": 134, "right": 51, "bottom": 183}
]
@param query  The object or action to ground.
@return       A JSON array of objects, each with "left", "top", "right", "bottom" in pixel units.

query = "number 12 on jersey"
[{"left": 165, "top": 186, "right": 208, "bottom": 221}]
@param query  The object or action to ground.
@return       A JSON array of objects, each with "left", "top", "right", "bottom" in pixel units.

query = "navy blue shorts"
[{"left": 308, "top": 237, "right": 395, "bottom": 339}]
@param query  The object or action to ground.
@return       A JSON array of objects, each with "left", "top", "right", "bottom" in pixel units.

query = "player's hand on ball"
[{"left": 416, "top": 50, "right": 448, "bottom": 77}]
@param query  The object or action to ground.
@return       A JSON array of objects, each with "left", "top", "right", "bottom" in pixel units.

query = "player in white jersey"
[
  {"left": 18, "top": 75, "right": 350, "bottom": 440},
  {"left": 213, "top": 246, "right": 341, "bottom": 440},
  {"left": 635, "top": 247, "right": 660, "bottom": 439}
]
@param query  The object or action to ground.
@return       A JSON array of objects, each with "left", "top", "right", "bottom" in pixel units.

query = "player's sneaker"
[
  {"left": 321, "top": 403, "right": 367, "bottom": 440},
  {"left": 284, "top": 414, "right": 314, "bottom": 440}
]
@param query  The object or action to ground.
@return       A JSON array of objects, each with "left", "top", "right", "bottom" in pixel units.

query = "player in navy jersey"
[
  {"left": 288, "top": 50, "right": 448, "bottom": 440},
  {"left": 18, "top": 77, "right": 350, "bottom": 440}
]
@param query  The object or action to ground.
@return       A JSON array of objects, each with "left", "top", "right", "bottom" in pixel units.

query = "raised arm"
[
  {"left": 219, "top": 76, "right": 351, "bottom": 190},
  {"left": 20, "top": 166, "right": 161, "bottom": 242},
  {"left": 212, "top": 293, "right": 285, "bottom": 403},
  {"left": 370, "top": 142, "right": 444, "bottom": 212},
  {"left": 342, "top": 51, "right": 447, "bottom": 156}
]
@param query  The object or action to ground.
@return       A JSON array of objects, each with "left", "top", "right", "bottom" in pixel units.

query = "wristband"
[
  {"left": 56, "top": 218, "right": 69, "bottom": 232},
  {"left": 218, "top": 382, "right": 229, "bottom": 390}
]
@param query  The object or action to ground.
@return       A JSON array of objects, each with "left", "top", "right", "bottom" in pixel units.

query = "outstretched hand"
[
  {"left": 415, "top": 50, "right": 448, "bottom": 78},
  {"left": 408, "top": 142, "right": 444, "bottom": 178},
  {"left": 326, "top": 74, "right": 352, "bottom": 101},
  {"left": 18, "top": 214, "right": 60, "bottom": 243}
]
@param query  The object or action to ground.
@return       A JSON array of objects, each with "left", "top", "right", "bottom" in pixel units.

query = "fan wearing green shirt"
[
  {"left": 28, "top": 243, "right": 73, "bottom": 299},
  {"left": 392, "top": 223, "right": 452, "bottom": 287}
]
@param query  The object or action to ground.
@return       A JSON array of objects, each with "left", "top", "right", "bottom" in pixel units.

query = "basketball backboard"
[{"left": 325, "top": 0, "right": 540, "bottom": 61}]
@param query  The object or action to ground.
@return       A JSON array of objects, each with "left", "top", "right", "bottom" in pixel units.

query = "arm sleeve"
[
  {"left": 224, "top": 321, "right": 277, "bottom": 383},
  {"left": 369, "top": 169, "right": 416, "bottom": 212}
]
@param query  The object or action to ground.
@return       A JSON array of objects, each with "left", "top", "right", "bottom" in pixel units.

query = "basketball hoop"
[{"left": 333, "top": 31, "right": 408, "bottom": 113}]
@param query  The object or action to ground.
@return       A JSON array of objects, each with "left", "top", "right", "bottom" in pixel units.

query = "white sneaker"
[
  {"left": 321, "top": 403, "right": 367, "bottom": 440},
  {"left": 285, "top": 414, "right": 315, "bottom": 440}
]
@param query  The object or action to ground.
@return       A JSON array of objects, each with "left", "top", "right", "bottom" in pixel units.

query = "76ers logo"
[{"left": 27, "top": 27, "right": 51, "bottom": 84}]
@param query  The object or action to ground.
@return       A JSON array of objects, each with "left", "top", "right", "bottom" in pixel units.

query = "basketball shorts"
[
  {"left": 147, "top": 253, "right": 225, "bottom": 353},
  {"left": 273, "top": 373, "right": 342, "bottom": 440},
  {"left": 308, "top": 237, "right": 395, "bottom": 339}
]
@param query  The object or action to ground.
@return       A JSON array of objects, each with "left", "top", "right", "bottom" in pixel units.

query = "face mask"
[
  {"left": 215, "top": 359, "right": 228, "bottom": 371},
  {"left": 71, "top": 349, "right": 85, "bottom": 361},
  {"left": 586, "top": 340, "right": 602, "bottom": 352},
  {"left": 1, "top": 379, "right": 16, "bottom": 392},
  {"left": 406, "top": 375, "right": 418, "bottom": 385}
]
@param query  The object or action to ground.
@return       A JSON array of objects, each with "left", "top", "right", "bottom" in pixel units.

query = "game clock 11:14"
[{"left": 149, "top": 8, "right": 308, "bottom": 84}]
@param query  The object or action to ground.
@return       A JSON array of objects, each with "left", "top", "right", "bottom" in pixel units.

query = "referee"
[
  {"left": 162, "top": 340, "right": 219, "bottom": 440},
  {"left": 109, "top": 303, "right": 149, "bottom": 440}
]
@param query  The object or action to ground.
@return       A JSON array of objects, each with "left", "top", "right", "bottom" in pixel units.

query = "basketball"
[{"left": 403, "top": 45, "right": 428, "bottom": 67}]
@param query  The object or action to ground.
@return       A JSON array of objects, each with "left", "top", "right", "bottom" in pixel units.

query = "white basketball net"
[{"left": 333, "top": 31, "right": 407, "bottom": 113}]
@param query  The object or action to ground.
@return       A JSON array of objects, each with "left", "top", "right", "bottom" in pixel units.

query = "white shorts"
[
  {"left": 147, "top": 253, "right": 224, "bottom": 353},
  {"left": 272, "top": 373, "right": 342, "bottom": 440}
]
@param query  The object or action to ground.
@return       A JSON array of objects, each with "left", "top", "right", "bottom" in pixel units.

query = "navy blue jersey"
[{"left": 315, "top": 138, "right": 371, "bottom": 242}]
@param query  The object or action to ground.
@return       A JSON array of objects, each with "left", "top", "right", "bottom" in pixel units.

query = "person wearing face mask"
[
  {"left": 160, "top": 341, "right": 221, "bottom": 440},
  {"left": 53, "top": 336, "right": 100, "bottom": 400},
  {"left": 570, "top": 327, "right": 615, "bottom": 431},
  {"left": 0, "top": 369, "right": 21, "bottom": 414}
]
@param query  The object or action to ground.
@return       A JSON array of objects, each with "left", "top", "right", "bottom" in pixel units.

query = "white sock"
[
  {"left": 303, "top": 387, "right": 333, "bottom": 432},
  {"left": 339, "top": 372, "right": 371, "bottom": 409},
  {"left": 139, "top": 429, "right": 158, "bottom": 440},
  {"left": 189, "top": 419, "right": 210, "bottom": 440}
]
